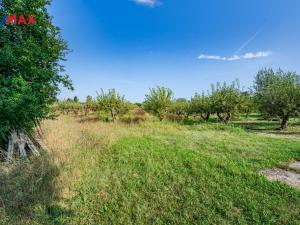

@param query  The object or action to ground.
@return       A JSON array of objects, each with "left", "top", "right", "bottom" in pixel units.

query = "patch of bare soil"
[
  {"left": 261, "top": 168, "right": 300, "bottom": 189},
  {"left": 289, "top": 161, "right": 300, "bottom": 172}
]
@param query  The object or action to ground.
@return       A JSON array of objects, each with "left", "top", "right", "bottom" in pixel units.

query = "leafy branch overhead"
[{"left": 0, "top": 0, "right": 73, "bottom": 152}]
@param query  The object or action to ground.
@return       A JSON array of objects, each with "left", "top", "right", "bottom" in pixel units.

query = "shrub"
[
  {"left": 122, "top": 108, "right": 149, "bottom": 124},
  {"left": 170, "top": 98, "right": 190, "bottom": 120},
  {"left": 165, "top": 112, "right": 184, "bottom": 122}
]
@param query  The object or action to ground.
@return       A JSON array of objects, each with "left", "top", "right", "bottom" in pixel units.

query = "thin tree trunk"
[
  {"left": 201, "top": 113, "right": 210, "bottom": 121},
  {"left": 280, "top": 115, "right": 289, "bottom": 129},
  {"left": 111, "top": 109, "right": 116, "bottom": 122},
  {"left": 246, "top": 111, "right": 249, "bottom": 119},
  {"left": 224, "top": 112, "right": 231, "bottom": 123},
  {"left": 217, "top": 112, "right": 224, "bottom": 122},
  {"left": 217, "top": 112, "right": 221, "bottom": 121}
]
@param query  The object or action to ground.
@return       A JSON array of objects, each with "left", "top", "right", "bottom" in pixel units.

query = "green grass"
[{"left": 1, "top": 117, "right": 300, "bottom": 224}]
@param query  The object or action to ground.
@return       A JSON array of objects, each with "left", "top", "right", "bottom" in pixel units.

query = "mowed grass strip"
[
  {"left": 1, "top": 117, "right": 300, "bottom": 224},
  {"left": 54, "top": 118, "right": 300, "bottom": 225}
]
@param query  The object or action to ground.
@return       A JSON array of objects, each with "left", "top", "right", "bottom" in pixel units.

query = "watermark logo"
[{"left": 0, "top": 15, "right": 36, "bottom": 26}]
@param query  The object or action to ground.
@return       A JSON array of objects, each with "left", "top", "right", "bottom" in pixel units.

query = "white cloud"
[
  {"left": 227, "top": 55, "right": 241, "bottom": 61},
  {"left": 242, "top": 51, "right": 272, "bottom": 59},
  {"left": 198, "top": 51, "right": 272, "bottom": 61},
  {"left": 198, "top": 54, "right": 225, "bottom": 60},
  {"left": 132, "top": 0, "right": 159, "bottom": 7}
]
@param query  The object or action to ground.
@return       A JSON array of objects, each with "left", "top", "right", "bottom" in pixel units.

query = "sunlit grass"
[{"left": 1, "top": 115, "right": 300, "bottom": 224}]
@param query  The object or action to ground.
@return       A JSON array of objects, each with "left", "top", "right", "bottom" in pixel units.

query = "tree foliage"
[
  {"left": 254, "top": 68, "right": 300, "bottom": 129},
  {"left": 210, "top": 81, "right": 241, "bottom": 122},
  {"left": 97, "top": 89, "right": 127, "bottom": 122},
  {"left": 0, "top": 0, "right": 72, "bottom": 146},
  {"left": 143, "top": 86, "right": 173, "bottom": 121},
  {"left": 238, "top": 91, "right": 255, "bottom": 118},
  {"left": 84, "top": 95, "right": 97, "bottom": 116},
  {"left": 190, "top": 92, "right": 212, "bottom": 121},
  {"left": 170, "top": 98, "right": 190, "bottom": 119}
]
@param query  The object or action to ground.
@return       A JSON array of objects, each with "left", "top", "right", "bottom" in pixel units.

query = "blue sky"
[{"left": 49, "top": 0, "right": 300, "bottom": 102}]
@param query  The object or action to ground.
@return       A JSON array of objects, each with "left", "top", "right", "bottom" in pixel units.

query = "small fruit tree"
[
  {"left": 143, "top": 86, "right": 174, "bottom": 121},
  {"left": 254, "top": 69, "right": 300, "bottom": 129}
]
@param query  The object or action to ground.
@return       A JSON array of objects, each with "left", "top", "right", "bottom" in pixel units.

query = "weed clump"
[{"left": 122, "top": 108, "right": 149, "bottom": 124}]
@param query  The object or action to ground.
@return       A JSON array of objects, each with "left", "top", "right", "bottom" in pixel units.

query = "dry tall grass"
[{"left": 1, "top": 115, "right": 299, "bottom": 224}]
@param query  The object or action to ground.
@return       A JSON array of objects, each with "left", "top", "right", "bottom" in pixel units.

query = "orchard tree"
[
  {"left": 97, "top": 89, "right": 126, "bottom": 122},
  {"left": 239, "top": 91, "right": 255, "bottom": 118},
  {"left": 210, "top": 81, "right": 241, "bottom": 122},
  {"left": 254, "top": 69, "right": 300, "bottom": 129},
  {"left": 84, "top": 95, "right": 97, "bottom": 116},
  {"left": 57, "top": 100, "right": 73, "bottom": 115},
  {"left": 70, "top": 101, "right": 82, "bottom": 116},
  {"left": 190, "top": 92, "right": 212, "bottom": 121},
  {"left": 170, "top": 98, "right": 190, "bottom": 119},
  {"left": 0, "top": 0, "right": 72, "bottom": 159},
  {"left": 73, "top": 96, "right": 79, "bottom": 103},
  {"left": 143, "top": 86, "right": 173, "bottom": 121}
]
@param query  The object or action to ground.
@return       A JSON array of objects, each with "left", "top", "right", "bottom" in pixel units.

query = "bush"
[
  {"left": 122, "top": 108, "right": 149, "bottom": 124},
  {"left": 164, "top": 112, "right": 184, "bottom": 122},
  {"left": 170, "top": 98, "right": 190, "bottom": 119}
]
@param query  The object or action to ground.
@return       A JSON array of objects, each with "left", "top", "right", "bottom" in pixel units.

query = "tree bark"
[
  {"left": 217, "top": 112, "right": 223, "bottom": 122},
  {"left": 217, "top": 112, "right": 231, "bottom": 123},
  {"left": 6, "top": 130, "right": 40, "bottom": 161},
  {"left": 111, "top": 109, "right": 116, "bottom": 122},
  {"left": 280, "top": 115, "right": 289, "bottom": 129},
  {"left": 200, "top": 113, "right": 210, "bottom": 121},
  {"left": 245, "top": 111, "right": 250, "bottom": 119},
  {"left": 224, "top": 112, "right": 231, "bottom": 123}
]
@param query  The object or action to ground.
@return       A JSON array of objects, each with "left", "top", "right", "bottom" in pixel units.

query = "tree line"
[
  {"left": 1, "top": 0, "right": 299, "bottom": 158},
  {"left": 54, "top": 68, "right": 300, "bottom": 130}
]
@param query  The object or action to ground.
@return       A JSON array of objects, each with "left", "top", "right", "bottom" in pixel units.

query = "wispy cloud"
[
  {"left": 234, "top": 26, "right": 264, "bottom": 55},
  {"left": 199, "top": 25, "right": 271, "bottom": 62},
  {"left": 132, "top": 0, "right": 159, "bottom": 7},
  {"left": 198, "top": 51, "right": 272, "bottom": 61}
]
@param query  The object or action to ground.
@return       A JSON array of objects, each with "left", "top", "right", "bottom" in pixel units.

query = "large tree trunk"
[
  {"left": 217, "top": 112, "right": 223, "bottom": 122},
  {"left": 6, "top": 130, "right": 40, "bottom": 161},
  {"left": 224, "top": 112, "right": 231, "bottom": 123},
  {"left": 245, "top": 111, "right": 250, "bottom": 119},
  {"left": 217, "top": 112, "right": 231, "bottom": 123},
  {"left": 280, "top": 115, "right": 289, "bottom": 129},
  {"left": 200, "top": 113, "right": 210, "bottom": 121}
]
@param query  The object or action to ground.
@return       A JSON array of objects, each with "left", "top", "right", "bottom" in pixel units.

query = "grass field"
[{"left": 1, "top": 116, "right": 300, "bottom": 224}]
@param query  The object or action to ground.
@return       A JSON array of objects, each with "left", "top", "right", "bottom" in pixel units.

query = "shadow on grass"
[
  {"left": 180, "top": 115, "right": 300, "bottom": 137},
  {"left": 181, "top": 117, "right": 220, "bottom": 126},
  {"left": 79, "top": 116, "right": 101, "bottom": 123},
  {"left": 231, "top": 119, "right": 300, "bottom": 136},
  {"left": 0, "top": 153, "right": 72, "bottom": 224},
  {"left": 231, "top": 121, "right": 278, "bottom": 131}
]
